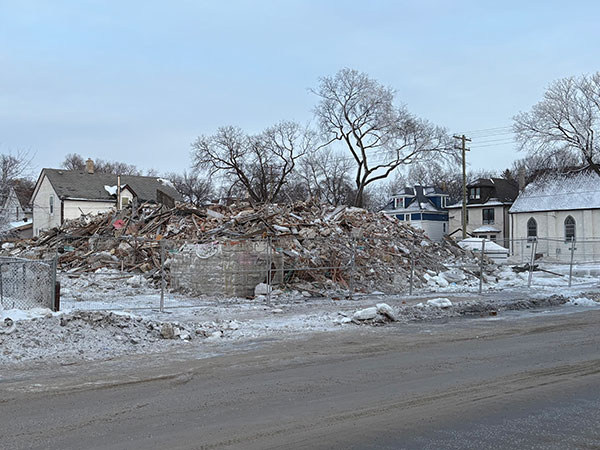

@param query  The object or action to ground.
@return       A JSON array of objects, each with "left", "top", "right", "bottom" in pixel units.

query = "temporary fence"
[
  {"left": 52, "top": 234, "right": 600, "bottom": 312},
  {"left": 508, "top": 237, "right": 600, "bottom": 289},
  {"left": 0, "top": 256, "right": 57, "bottom": 311}
]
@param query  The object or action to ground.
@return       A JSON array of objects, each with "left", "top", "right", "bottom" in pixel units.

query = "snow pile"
[
  {"left": 351, "top": 303, "right": 397, "bottom": 324},
  {"left": 459, "top": 238, "right": 508, "bottom": 254},
  {"left": 565, "top": 297, "right": 600, "bottom": 307},
  {"left": 0, "top": 310, "right": 254, "bottom": 364},
  {"left": 1, "top": 307, "right": 54, "bottom": 322},
  {"left": 426, "top": 298, "right": 453, "bottom": 308}
]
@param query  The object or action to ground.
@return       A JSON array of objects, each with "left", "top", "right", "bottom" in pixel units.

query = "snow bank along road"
[{"left": 1, "top": 308, "right": 599, "bottom": 449}]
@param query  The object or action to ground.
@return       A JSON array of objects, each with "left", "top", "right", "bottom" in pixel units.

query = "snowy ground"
[{"left": 1, "top": 264, "right": 599, "bottom": 367}]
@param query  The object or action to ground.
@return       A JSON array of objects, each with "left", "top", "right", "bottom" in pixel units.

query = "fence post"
[
  {"left": 568, "top": 238, "right": 575, "bottom": 288},
  {"left": 409, "top": 255, "right": 415, "bottom": 296},
  {"left": 159, "top": 239, "right": 165, "bottom": 312},
  {"left": 527, "top": 238, "right": 537, "bottom": 288},
  {"left": 349, "top": 238, "right": 356, "bottom": 300},
  {"left": 479, "top": 239, "right": 486, "bottom": 294},
  {"left": 266, "top": 236, "right": 272, "bottom": 306},
  {"left": 51, "top": 256, "right": 58, "bottom": 311},
  {"left": 520, "top": 240, "right": 524, "bottom": 264}
]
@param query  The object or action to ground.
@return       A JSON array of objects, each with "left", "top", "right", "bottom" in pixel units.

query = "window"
[
  {"left": 49, "top": 195, "right": 54, "bottom": 215},
  {"left": 469, "top": 187, "right": 481, "bottom": 200},
  {"left": 489, "top": 235, "right": 497, "bottom": 242},
  {"left": 479, "top": 235, "right": 488, "bottom": 239},
  {"left": 482, "top": 208, "right": 495, "bottom": 224},
  {"left": 527, "top": 218, "right": 537, "bottom": 241},
  {"left": 564, "top": 216, "right": 575, "bottom": 242},
  {"left": 443, "top": 223, "right": 447, "bottom": 233},
  {"left": 122, "top": 197, "right": 130, "bottom": 206}
]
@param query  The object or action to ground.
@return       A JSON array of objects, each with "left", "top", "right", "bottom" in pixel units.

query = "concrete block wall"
[{"left": 170, "top": 241, "right": 280, "bottom": 297}]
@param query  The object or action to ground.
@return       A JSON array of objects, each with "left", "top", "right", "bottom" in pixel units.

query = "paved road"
[{"left": 1, "top": 308, "right": 599, "bottom": 449}]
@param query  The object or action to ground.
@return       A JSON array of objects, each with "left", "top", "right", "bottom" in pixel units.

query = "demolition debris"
[{"left": 2, "top": 201, "right": 487, "bottom": 294}]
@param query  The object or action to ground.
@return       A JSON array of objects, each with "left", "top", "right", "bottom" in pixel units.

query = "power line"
[{"left": 457, "top": 125, "right": 513, "bottom": 135}]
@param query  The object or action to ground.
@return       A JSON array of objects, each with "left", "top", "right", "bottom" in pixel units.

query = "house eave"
[{"left": 509, "top": 206, "right": 600, "bottom": 214}]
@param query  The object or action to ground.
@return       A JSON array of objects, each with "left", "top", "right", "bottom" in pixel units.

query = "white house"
[
  {"left": 0, "top": 184, "right": 33, "bottom": 239},
  {"left": 509, "top": 171, "right": 600, "bottom": 262},
  {"left": 382, "top": 186, "right": 450, "bottom": 241},
  {"left": 31, "top": 160, "right": 182, "bottom": 237},
  {"left": 448, "top": 178, "right": 519, "bottom": 248}
]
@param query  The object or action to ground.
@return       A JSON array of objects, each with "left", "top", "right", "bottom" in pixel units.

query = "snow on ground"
[
  {"left": 565, "top": 297, "right": 600, "bottom": 307},
  {"left": 1, "top": 263, "right": 599, "bottom": 367}
]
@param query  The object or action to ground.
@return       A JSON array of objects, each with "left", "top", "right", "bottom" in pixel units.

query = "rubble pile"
[{"left": 2, "top": 200, "right": 482, "bottom": 293}]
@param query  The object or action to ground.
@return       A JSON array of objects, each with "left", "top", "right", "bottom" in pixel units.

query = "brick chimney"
[{"left": 86, "top": 158, "right": 94, "bottom": 174}]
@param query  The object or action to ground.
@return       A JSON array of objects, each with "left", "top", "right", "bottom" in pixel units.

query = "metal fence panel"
[{"left": 0, "top": 257, "right": 56, "bottom": 310}]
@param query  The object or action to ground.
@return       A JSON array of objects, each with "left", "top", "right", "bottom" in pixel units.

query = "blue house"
[{"left": 382, "top": 186, "right": 450, "bottom": 241}]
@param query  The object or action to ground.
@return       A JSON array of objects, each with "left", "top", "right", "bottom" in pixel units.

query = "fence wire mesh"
[
  {"left": 0, "top": 256, "right": 56, "bottom": 310},
  {"left": 49, "top": 234, "right": 600, "bottom": 312}
]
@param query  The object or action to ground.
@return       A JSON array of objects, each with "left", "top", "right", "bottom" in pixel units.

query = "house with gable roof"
[
  {"left": 509, "top": 171, "right": 600, "bottom": 262},
  {"left": 0, "top": 182, "right": 34, "bottom": 239},
  {"left": 31, "top": 159, "right": 181, "bottom": 237},
  {"left": 382, "top": 185, "right": 450, "bottom": 241},
  {"left": 447, "top": 177, "right": 519, "bottom": 248}
]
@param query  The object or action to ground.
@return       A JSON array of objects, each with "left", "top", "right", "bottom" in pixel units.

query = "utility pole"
[{"left": 453, "top": 134, "right": 471, "bottom": 240}]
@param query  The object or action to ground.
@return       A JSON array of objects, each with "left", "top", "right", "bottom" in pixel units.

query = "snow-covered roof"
[
  {"left": 459, "top": 238, "right": 508, "bottom": 253},
  {"left": 472, "top": 225, "right": 500, "bottom": 233},
  {"left": 510, "top": 172, "right": 600, "bottom": 213},
  {"left": 447, "top": 200, "right": 507, "bottom": 209},
  {"left": 405, "top": 201, "right": 438, "bottom": 212}
]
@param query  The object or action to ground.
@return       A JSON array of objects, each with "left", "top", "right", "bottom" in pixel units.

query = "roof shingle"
[{"left": 41, "top": 169, "right": 182, "bottom": 203}]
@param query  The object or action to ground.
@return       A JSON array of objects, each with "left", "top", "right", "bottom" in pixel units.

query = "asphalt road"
[{"left": 1, "top": 308, "right": 599, "bottom": 450}]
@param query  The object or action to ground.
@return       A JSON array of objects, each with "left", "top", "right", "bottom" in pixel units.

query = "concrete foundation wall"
[{"left": 170, "top": 241, "right": 281, "bottom": 297}]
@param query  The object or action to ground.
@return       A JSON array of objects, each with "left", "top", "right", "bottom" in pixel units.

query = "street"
[{"left": 1, "top": 308, "right": 599, "bottom": 450}]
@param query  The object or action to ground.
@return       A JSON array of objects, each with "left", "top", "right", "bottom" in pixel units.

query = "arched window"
[
  {"left": 564, "top": 216, "right": 575, "bottom": 242},
  {"left": 527, "top": 218, "right": 537, "bottom": 241}
]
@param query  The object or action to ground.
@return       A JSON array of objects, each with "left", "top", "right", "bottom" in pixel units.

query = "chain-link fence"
[
  {"left": 51, "top": 233, "right": 600, "bottom": 312},
  {"left": 508, "top": 237, "right": 600, "bottom": 289},
  {"left": 0, "top": 256, "right": 57, "bottom": 310}
]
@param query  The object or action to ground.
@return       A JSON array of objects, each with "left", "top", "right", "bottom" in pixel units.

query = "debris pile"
[{"left": 2, "top": 200, "right": 483, "bottom": 293}]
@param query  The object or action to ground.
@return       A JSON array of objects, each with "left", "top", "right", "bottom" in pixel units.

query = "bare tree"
[
  {"left": 296, "top": 148, "right": 355, "bottom": 206},
  {"left": 61, "top": 153, "right": 142, "bottom": 175},
  {"left": 514, "top": 72, "right": 600, "bottom": 177},
  {"left": 0, "top": 151, "right": 32, "bottom": 189},
  {"left": 312, "top": 68, "right": 452, "bottom": 207},
  {"left": 0, "top": 150, "right": 34, "bottom": 230},
  {"left": 61, "top": 153, "right": 86, "bottom": 171},
  {"left": 165, "top": 171, "right": 213, "bottom": 207},
  {"left": 192, "top": 121, "right": 312, "bottom": 204},
  {"left": 508, "top": 152, "right": 583, "bottom": 188}
]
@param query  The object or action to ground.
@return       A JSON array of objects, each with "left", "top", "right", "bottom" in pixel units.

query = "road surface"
[{"left": 1, "top": 307, "right": 599, "bottom": 449}]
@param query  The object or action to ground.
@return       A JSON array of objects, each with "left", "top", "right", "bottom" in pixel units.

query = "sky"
[{"left": 1, "top": 0, "right": 599, "bottom": 178}]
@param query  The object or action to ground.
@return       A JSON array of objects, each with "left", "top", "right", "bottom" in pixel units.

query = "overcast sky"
[{"left": 1, "top": 0, "right": 599, "bottom": 177}]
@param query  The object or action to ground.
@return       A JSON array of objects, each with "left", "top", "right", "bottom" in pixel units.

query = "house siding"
[
  {"left": 408, "top": 219, "right": 447, "bottom": 241},
  {"left": 449, "top": 204, "right": 510, "bottom": 247},
  {"left": 62, "top": 199, "right": 115, "bottom": 221},
  {"left": 509, "top": 209, "right": 600, "bottom": 262},
  {"left": 33, "top": 175, "right": 61, "bottom": 236},
  {"left": 1, "top": 188, "right": 25, "bottom": 223}
]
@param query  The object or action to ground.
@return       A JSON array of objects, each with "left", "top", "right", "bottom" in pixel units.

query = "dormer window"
[{"left": 469, "top": 187, "right": 481, "bottom": 200}]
